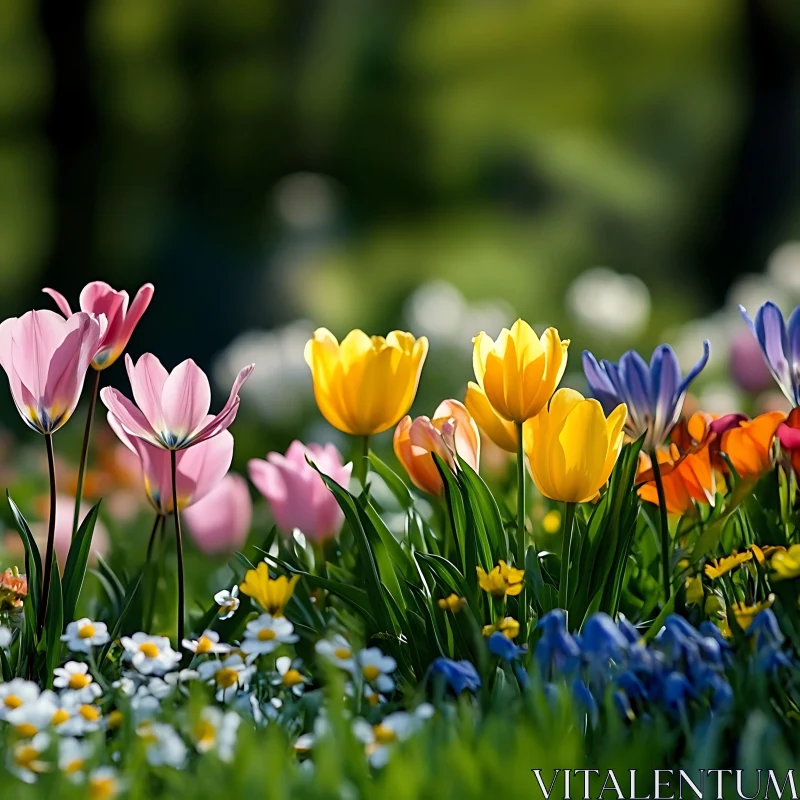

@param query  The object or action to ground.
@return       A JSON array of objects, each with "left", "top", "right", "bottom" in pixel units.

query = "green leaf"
[
  {"left": 61, "top": 501, "right": 101, "bottom": 625},
  {"left": 368, "top": 452, "right": 415, "bottom": 509},
  {"left": 7, "top": 493, "right": 42, "bottom": 624},
  {"left": 433, "top": 454, "right": 469, "bottom": 574},
  {"left": 99, "top": 574, "right": 143, "bottom": 666},
  {"left": 43, "top": 552, "right": 63, "bottom": 689},
  {"left": 457, "top": 459, "right": 508, "bottom": 560}
]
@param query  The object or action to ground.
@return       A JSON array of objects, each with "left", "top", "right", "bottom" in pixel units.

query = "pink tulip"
[
  {"left": 33, "top": 495, "right": 109, "bottom": 571},
  {"left": 183, "top": 473, "right": 252, "bottom": 554},
  {"left": 107, "top": 412, "right": 234, "bottom": 514},
  {"left": 43, "top": 281, "right": 154, "bottom": 370},
  {"left": 0, "top": 310, "right": 105, "bottom": 434},
  {"left": 100, "top": 353, "right": 254, "bottom": 450},
  {"left": 248, "top": 440, "right": 352, "bottom": 541}
]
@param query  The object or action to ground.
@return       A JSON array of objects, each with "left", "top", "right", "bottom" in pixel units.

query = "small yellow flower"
[
  {"left": 685, "top": 576, "right": 704, "bottom": 607},
  {"left": 437, "top": 594, "right": 466, "bottom": 612},
  {"left": 542, "top": 509, "right": 561, "bottom": 535},
  {"left": 240, "top": 562, "right": 299, "bottom": 616},
  {"left": 477, "top": 561, "right": 524, "bottom": 598},
  {"left": 704, "top": 551, "right": 753, "bottom": 580},
  {"left": 771, "top": 544, "right": 800, "bottom": 581},
  {"left": 721, "top": 595, "right": 775, "bottom": 636},
  {"left": 482, "top": 616, "right": 520, "bottom": 639}
]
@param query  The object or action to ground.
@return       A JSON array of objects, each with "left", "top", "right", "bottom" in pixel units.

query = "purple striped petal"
[
  {"left": 676, "top": 339, "right": 711, "bottom": 397},
  {"left": 650, "top": 345, "right": 681, "bottom": 447},
  {"left": 582, "top": 351, "right": 620, "bottom": 414},
  {"left": 753, "top": 302, "right": 793, "bottom": 403}
]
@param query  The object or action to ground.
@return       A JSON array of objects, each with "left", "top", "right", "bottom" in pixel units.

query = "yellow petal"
[{"left": 465, "top": 382, "right": 517, "bottom": 452}]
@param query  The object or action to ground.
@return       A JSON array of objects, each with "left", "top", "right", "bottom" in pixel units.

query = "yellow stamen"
[
  {"left": 51, "top": 709, "right": 70, "bottom": 726},
  {"left": 138, "top": 642, "right": 160, "bottom": 658},
  {"left": 89, "top": 776, "right": 118, "bottom": 800},
  {"left": 195, "top": 636, "right": 214, "bottom": 654},
  {"left": 80, "top": 704, "right": 101, "bottom": 722},
  {"left": 372, "top": 724, "right": 396, "bottom": 745},
  {"left": 78, "top": 624, "right": 96, "bottom": 639},
  {"left": 282, "top": 669, "right": 304, "bottom": 688},
  {"left": 215, "top": 667, "right": 239, "bottom": 689},
  {"left": 257, "top": 628, "right": 276, "bottom": 642},
  {"left": 68, "top": 673, "right": 91, "bottom": 690},
  {"left": 15, "top": 723, "right": 38, "bottom": 738},
  {"left": 362, "top": 664, "right": 380, "bottom": 682},
  {"left": 4, "top": 694, "right": 22, "bottom": 709},
  {"left": 333, "top": 647, "right": 352, "bottom": 660}
]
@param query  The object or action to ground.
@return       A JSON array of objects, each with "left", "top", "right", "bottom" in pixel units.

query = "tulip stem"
[
  {"left": 38, "top": 433, "right": 58, "bottom": 637},
  {"left": 515, "top": 422, "right": 529, "bottom": 633},
  {"left": 651, "top": 454, "right": 671, "bottom": 604},
  {"left": 558, "top": 502, "right": 576, "bottom": 612},
  {"left": 170, "top": 450, "right": 186, "bottom": 649},
  {"left": 144, "top": 513, "right": 164, "bottom": 633},
  {"left": 72, "top": 369, "right": 101, "bottom": 540},
  {"left": 356, "top": 435, "right": 370, "bottom": 491}
]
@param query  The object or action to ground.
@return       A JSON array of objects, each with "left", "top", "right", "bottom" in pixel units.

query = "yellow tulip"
[
  {"left": 304, "top": 328, "right": 428, "bottom": 436},
  {"left": 771, "top": 544, "right": 800, "bottom": 581},
  {"left": 464, "top": 382, "right": 518, "bottom": 452},
  {"left": 472, "top": 320, "right": 569, "bottom": 425},
  {"left": 525, "top": 388, "right": 627, "bottom": 503}
]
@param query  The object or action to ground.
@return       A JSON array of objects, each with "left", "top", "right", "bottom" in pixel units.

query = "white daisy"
[
  {"left": 61, "top": 619, "right": 110, "bottom": 654},
  {"left": 355, "top": 647, "right": 397, "bottom": 694},
  {"left": 315, "top": 634, "right": 355, "bottom": 671},
  {"left": 197, "top": 654, "right": 254, "bottom": 702},
  {"left": 0, "top": 624, "right": 11, "bottom": 648},
  {"left": 271, "top": 656, "right": 308, "bottom": 696},
  {"left": 240, "top": 614, "right": 298, "bottom": 659},
  {"left": 8, "top": 732, "right": 50, "bottom": 783},
  {"left": 58, "top": 737, "right": 90, "bottom": 783},
  {"left": 6, "top": 692, "right": 60, "bottom": 737},
  {"left": 164, "top": 668, "right": 200, "bottom": 687},
  {"left": 111, "top": 676, "right": 137, "bottom": 697},
  {"left": 214, "top": 586, "right": 240, "bottom": 620},
  {"left": 182, "top": 629, "right": 230, "bottom": 656},
  {"left": 52, "top": 662, "right": 102, "bottom": 703},
  {"left": 88, "top": 766, "right": 124, "bottom": 799},
  {"left": 120, "top": 633, "right": 181, "bottom": 676},
  {"left": 0, "top": 679, "right": 41, "bottom": 721},
  {"left": 353, "top": 705, "right": 433, "bottom": 768},
  {"left": 193, "top": 707, "right": 241, "bottom": 763},
  {"left": 137, "top": 721, "right": 188, "bottom": 769},
  {"left": 52, "top": 696, "right": 104, "bottom": 737}
]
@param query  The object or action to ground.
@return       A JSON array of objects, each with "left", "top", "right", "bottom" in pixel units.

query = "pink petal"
[
  {"left": 160, "top": 359, "right": 211, "bottom": 444},
  {"left": 183, "top": 473, "right": 252, "bottom": 554},
  {"left": 174, "top": 426, "right": 234, "bottom": 505},
  {"left": 777, "top": 421, "right": 800, "bottom": 450},
  {"left": 100, "top": 386, "right": 162, "bottom": 447},
  {"left": 189, "top": 363, "right": 254, "bottom": 445},
  {"left": 10, "top": 310, "right": 71, "bottom": 402},
  {"left": 42, "top": 288, "right": 73, "bottom": 317},
  {"left": 126, "top": 353, "right": 169, "bottom": 434},
  {"left": 119, "top": 283, "right": 154, "bottom": 344}
]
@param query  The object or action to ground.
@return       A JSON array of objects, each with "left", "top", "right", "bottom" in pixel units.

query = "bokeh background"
[{"left": 3, "top": 0, "right": 800, "bottom": 583}]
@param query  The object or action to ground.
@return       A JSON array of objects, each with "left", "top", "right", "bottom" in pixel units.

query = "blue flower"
[
  {"left": 572, "top": 678, "right": 599, "bottom": 728},
  {"left": 430, "top": 658, "right": 481, "bottom": 694},
  {"left": 535, "top": 610, "right": 581, "bottom": 677},
  {"left": 488, "top": 632, "right": 525, "bottom": 662},
  {"left": 582, "top": 341, "right": 710, "bottom": 451},
  {"left": 748, "top": 610, "right": 793, "bottom": 672},
  {"left": 580, "top": 613, "right": 630, "bottom": 662},
  {"left": 740, "top": 301, "right": 800, "bottom": 406}
]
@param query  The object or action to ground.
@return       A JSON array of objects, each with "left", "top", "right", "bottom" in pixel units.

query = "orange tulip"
[
  {"left": 637, "top": 413, "right": 716, "bottom": 515},
  {"left": 718, "top": 411, "right": 784, "bottom": 479},
  {"left": 393, "top": 400, "right": 480, "bottom": 496}
]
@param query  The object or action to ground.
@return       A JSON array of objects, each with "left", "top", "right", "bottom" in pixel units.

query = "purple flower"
[
  {"left": 739, "top": 301, "right": 800, "bottom": 405},
  {"left": 582, "top": 341, "right": 710, "bottom": 451},
  {"left": 487, "top": 632, "right": 525, "bottom": 662}
]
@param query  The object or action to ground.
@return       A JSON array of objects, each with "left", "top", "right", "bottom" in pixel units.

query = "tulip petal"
[
  {"left": 161, "top": 359, "right": 212, "bottom": 444},
  {"left": 465, "top": 382, "right": 517, "bottom": 453},
  {"left": 190, "top": 363, "right": 254, "bottom": 444},
  {"left": 42, "top": 288, "right": 73, "bottom": 317},
  {"left": 101, "top": 387, "right": 163, "bottom": 447},
  {"left": 126, "top": 353, "right": 169, "bottom": 434},
  {"left": 120, "top": 283, "right": 155, "bottom": 344}
]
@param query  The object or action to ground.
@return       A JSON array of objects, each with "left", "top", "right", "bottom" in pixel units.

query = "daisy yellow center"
[
  {"left": 69, "top": 673, "right": 91, "bottom": 690},
  {"left": 195, "top": 636, "right": 214, "bottom": 654},
  {"left": 362, "top": 665, "right": 381, "bottom": 682},
  {"left": 194, "top": 719, "right": 216, "bottom": 748},
  {"left": 64, "top": 758, "right": 84, "bottom": 775},
  {"left": 368, "top": 692, "right": 380, "bottom": 707},
  {"left": 78, "top": 624, "right": 96, "bottom": 639},
  {"left": 334, "top": 647, "right": 351, "bottom": 660},
  {"left": 215, "top": 667, "right": 239, "bottom": 688},
  {"left": 89, "top": 777, "right": 118, "bottom": 800},
  {"left": 80, "top": 704, "right": 101, "bottom": 722},
  {"left": 257, "top": 628, "right": 276, "bottom": 642},
  {"left": 4, "top": 694, "right": 22, "bottom": 709},
  {"left": 138, "top": 642, "right": 160, "bottom": 658},
  {"left": 108, "top": 710, "right": 124, "bottom": 729},
  {"left": 372, "top": 724, "right": 397, "bottom": 745},
  {"left": 51, "top": 709, "right": 70, "bottom": 726},
  {"left": 282, "top": 669, "right": 304, "bottom": 688},
  {"left": 14, "top": 745, "right": 40, "bottom": 769},
  {"left": 15, "top": 723, "right": 38, "bottom": 738}
]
